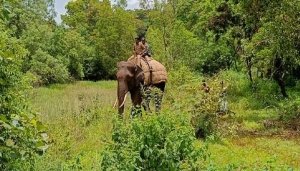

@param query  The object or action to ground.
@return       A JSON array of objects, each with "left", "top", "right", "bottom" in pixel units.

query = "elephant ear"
[
  {"left": 117, "top": 61, "right": 127, "bottom": 69},
  {"left": 135, "top": 66, "right": 144, "bottom": 84}
]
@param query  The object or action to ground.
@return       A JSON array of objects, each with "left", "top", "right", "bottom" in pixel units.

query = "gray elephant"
[{"left": 116, "top": 60, "right": 167, "bottom": 118}]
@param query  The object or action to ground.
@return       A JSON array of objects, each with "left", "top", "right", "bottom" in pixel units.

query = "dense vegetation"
[{"left": 0, "top": 0, "right": 300, "bottom": 170}]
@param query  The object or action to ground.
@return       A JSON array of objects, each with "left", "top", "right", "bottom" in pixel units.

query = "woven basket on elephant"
[{"left": 128, "top": 56, "right": 167, "bottom": 85}]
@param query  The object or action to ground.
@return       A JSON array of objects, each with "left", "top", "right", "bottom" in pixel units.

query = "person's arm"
[
  {"left": 139, "top": 42, "right": 146, "bottom": 55},
  {"left": 133, "top": 43, "right": 137, "bottom": 56},
  {"left": 145, "top": 43, "right": 149, "bottom": 53}
]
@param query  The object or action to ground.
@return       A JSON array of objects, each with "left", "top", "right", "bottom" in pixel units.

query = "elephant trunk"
[{"left": 117, "top": 80, "right": 128, "bottom": 116}]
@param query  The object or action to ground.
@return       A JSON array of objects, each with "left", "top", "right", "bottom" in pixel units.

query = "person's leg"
[{"left": 130, "top": 89, "right": 143, "bottom": 118}]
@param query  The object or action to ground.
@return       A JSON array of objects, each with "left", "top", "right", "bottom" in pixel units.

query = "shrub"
[
  {"left": 166, "top": 66, "right": 221, "bottom": 139},
  {"left": 165, "top": 66, "right": 202, "bottom": 112},
  {"left": 219, "top": 70, "right": 279, "bottom": 109},
  {"left": 29, "top": 49, "right": 70, "bottom": 85},
  {"left": 0, "top": 57, "right": 47, "bottom": 170},
  {"left": 190, "top": 76, "right": 228, "bottom": 139},
  {"left": 279, "top": 100, "right": 300, "bottom": 122},
  {"left": 83, "top": 52, "right": 116, "bottom": 81},
  {"left": 101, "top": 113, "right": 205, "bottom": 170},
  {"left": 218, "top": 70, "right": 250, "bottom": 98},
  {"left": 168, "top": 65, "right": 201, "bottom": 87}
]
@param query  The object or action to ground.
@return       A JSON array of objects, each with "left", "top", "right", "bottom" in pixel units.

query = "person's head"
[
  {"left": 135, "top": 37, "right": 139, "bottom": 43},
  {"left": 141, "top": 37, "right": 146, "bottom": 43}
]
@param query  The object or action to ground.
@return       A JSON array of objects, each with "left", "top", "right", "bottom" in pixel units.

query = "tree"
[
  {"left": 113, "top": 0, "right": 128, "bottom": 9},
  {"left": 0, "top": 18, "right": 45, "bottom": 170},
  {"left": 242, "top": 0, "right": 300, "bottom": 97},
  {"left": 63, "top": 0, "right": 137, "bottom": 80}
]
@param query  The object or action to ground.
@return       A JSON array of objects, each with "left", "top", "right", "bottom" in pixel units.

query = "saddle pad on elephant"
[
  {"left": 127, "top": 56, "right": 167, "bottom": 85},
  {"left": 128, "top": 55, "right": 152, "bottom": 65},
  {"left": 140, "top": 57, "right": 168, "bottom": 85}
]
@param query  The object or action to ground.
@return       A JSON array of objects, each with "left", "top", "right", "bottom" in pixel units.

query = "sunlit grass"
[
  {"left": 30, "top": 79, "right": 300, "bottom": 170},
  {"left": 30, "top": 81, "right": 119, "bottom": 170},
  {"left": 208, "top": 137, "right": 300, "bottom": 170}
]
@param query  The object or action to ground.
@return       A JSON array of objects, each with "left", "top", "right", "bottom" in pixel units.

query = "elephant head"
[{"left": 116, "top": 61, "right": 144, "bottom": 116}]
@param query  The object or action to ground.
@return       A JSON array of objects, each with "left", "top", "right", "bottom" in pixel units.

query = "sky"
[{"left": 54, "top": 0, "right": 140, "bottom": 23}]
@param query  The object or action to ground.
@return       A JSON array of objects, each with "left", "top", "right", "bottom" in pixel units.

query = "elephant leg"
[
  {"left": 154, "top": 90, "right": 163, "bottom": 113},
  {"left": 140, "top": 85, "right": 148, "bottom": 112},
  {"left": 130, "top": 89, "right": 143, "bottom": 118},
  {"left": 154, "top": 82, "right": 165, "bottom": 113},
  {"left": 142, "top": 86, "right": 152, "bottom": 113}
]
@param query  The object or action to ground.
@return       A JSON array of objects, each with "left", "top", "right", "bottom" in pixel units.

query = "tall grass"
[
  {"left": 30, "top": 81, "right": 120, "bottom": 170},
  {"left": 29, "top": 76, "right": 300, "bottom": 170}
]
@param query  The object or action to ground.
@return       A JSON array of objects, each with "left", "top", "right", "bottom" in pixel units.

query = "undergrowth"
[{"left": 29, "top": 72, "right": 300, "bottom": 170}]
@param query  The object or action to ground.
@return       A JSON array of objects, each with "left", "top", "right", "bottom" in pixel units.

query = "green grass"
[
  {"left": 30, "top": 79, "right": 300, "bottom": 170},
  {"left": 30, "top": 81, "right": 119, "bottom": 170},
  {"left": 206, "top": 137, "right": 300, "bottom": 170}
]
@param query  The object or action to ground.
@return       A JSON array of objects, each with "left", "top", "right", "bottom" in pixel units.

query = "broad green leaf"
[{"left": 5, "top": 139, "right": 15, "bottom": 147}]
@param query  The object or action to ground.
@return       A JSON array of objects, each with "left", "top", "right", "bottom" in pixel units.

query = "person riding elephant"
[
  {"left": 141, "top": 37, "right": 152, "bottom": 57},
  {"left": 128, "top": 37, "right": 145, "bottom": 64},
  {"left": 133, "top": 37, "right": 145, "bottom": 57}
]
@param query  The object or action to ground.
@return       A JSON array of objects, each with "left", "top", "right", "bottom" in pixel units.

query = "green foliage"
[
  {"left": 218, "top": 70, "right": 249, "bottom": 97},
  {"left": 1, "top": 0, "right": 300, "bottom": 169},
  {"left": 63, "top": 0, "right": 137, "bottom": 80},
  {"left": 0, "top": 29, "right": 46, "bottom": 170},
  {"left": 29, "top": 49, "right": 70, "bottom": 85},
  {"left": 1, "top": 0, "right": 139, "bottom": 85},
  {"left": 169, "top": 21, "right": 201, "bottom": 69},
  {"left": 173, "top": 0, "right": 238, "bottom": 74},
  {"left": 30, "top": 80, "right": 300, "bottom": 170},
  {"left": 147, "top": 27, "right": 166, "bottom": 64},
  {"left": 31, "top": 81, "right": 115, "bottom": 170},
  {"left": 279, "top": 100, "right": 300, "bottom": 122},
  {"left": 242, "top": 0, "right": 300, "bottom": 70},
  {"left": 0, "top": 6, "right": 49, "bottom": 167},
  {"left": 101, "top": 113, "right": 204, "bottom": 170}
]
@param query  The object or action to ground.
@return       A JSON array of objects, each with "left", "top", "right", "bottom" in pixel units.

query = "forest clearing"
[
  {"left": 30, "top": 77, "right": 300, "bottom": 170},
  {"left": 1, "top": 0, "right": 300, "bottom": 170}
]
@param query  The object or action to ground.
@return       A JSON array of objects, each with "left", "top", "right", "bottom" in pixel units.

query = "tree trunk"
[
  {"left": 275, "top": 76, "right": 288, "bottom": 98},
  {"left": 245, "top": 56, "right": 253, "bottom": 85},
  {"left": 273, "top": 57, "right": 288, "bottom": 98}
]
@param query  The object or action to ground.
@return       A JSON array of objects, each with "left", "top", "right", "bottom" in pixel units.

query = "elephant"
[{"left": 116, "top": 61, "right": 166, "bottom": 118}]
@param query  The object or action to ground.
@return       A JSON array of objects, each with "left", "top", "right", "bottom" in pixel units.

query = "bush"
[
  {"left": 218, "top": 70, "right": 250, "bottom": 98},
  {"left": 101, "top": 113, "right": 205, "bottom": 170},
  {"left": 0, "top": 57, "right": 47, "bottom": 170},
  {"left": 190, "top": 75, "right": 229, "bottom": 139},
  {"left": 251, "top": 79, "right": 279, "bottom": 108},
  {"left": 29, "top": 49, "right": 70, "bottom": 86},
  {"left": 166, "top": 66, "right": 221, "bottom": 139},
  {"left": 83, "top": 52, "right": 116, "bottom": 81},
  {"left": 219, "top": 70, "right": 279, "bottom": 109},
  {"left": 279, "top": 100, "right": 300, "bottom": 122}
]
